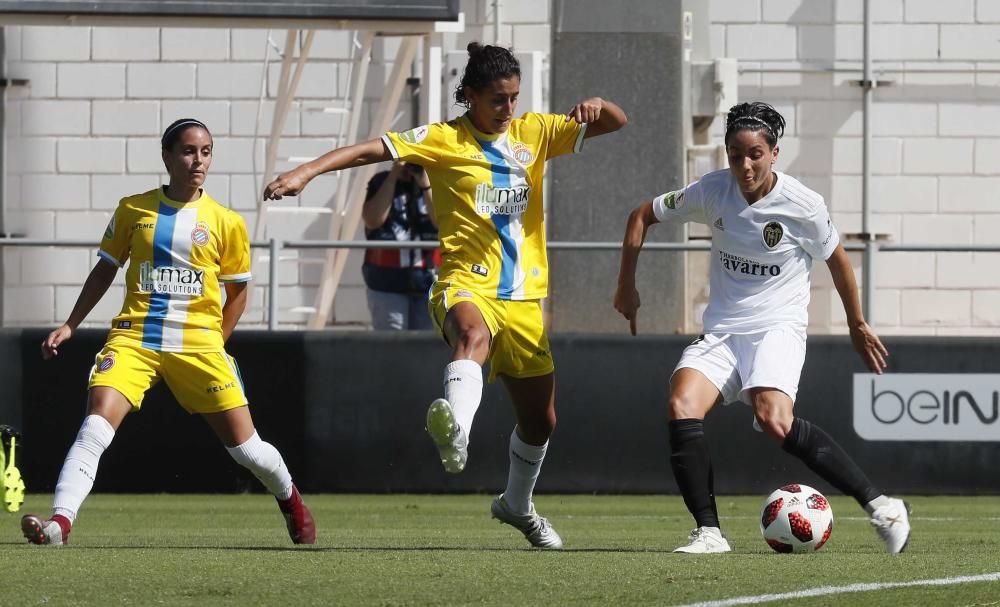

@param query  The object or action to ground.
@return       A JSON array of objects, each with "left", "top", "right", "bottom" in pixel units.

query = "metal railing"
[{"left": 2, "top": 237, "right": 998, "bottom": 330}]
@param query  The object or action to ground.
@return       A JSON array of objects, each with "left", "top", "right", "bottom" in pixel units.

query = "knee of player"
[
  {"left": 542, "top": 410, "right": 557, "bottom": 435},
  {"left": 453, "top": 326, "right": 490, "bottom": 357},
  {"left": 667, "top": 393, "right": 702, "bottom": 420},
  {"left": 521, "top": 416, "right": 556, "bottom": 442},
  {"left": 752, "top": 406, "right": 793, "bottom": 442},
  {"left": 755, "top": 414, "right": 791, "bottom": 441}
]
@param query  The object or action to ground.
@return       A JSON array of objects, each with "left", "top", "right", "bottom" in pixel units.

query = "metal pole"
[
  {"left": 861, "top": 0, "right": 875, "bottom": 321},
  {"left": 493, "top": 0, "right": 502, "bottom": 45},
  {"left": 268, "top": 237, "right": 278, "bottom": 331}
]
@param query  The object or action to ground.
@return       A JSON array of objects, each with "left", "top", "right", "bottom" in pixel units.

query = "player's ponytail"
[
  {"left": 161, "top": 118, "right": 211, "bottom": 151},
  {"left": 724, "top": 102, "right": 785, "bottom": 148},
  {"left": 454, "top": 42, "right": 521, "bottom": 108}
]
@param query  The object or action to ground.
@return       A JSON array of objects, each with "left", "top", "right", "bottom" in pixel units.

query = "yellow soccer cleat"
[{"left": 1, "top": 426, "right": 25, "bottom": 513}]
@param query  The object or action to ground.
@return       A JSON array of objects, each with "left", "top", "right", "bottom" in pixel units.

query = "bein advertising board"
[{"left": 853, "top": 374, "right": 1000, "bottom": 442}]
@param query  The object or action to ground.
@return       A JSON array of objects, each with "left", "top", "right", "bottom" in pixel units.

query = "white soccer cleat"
[
  {"left": 870, "top": 498, "right": 911, "bottom": 553},
  {"left": 673, "top": 526, "right": 732, "bottom": 554},
  {"left": 21, "top": 515, "right": 66, "bottom": 546},
  {"left": 425, "top": 398, "right": 468, "bottom": 473},
  {"left": 491, "top": 494, "right": 563, "bottom": 549}
]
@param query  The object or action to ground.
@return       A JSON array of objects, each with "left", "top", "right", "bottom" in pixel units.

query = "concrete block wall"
[
  {"left": 7, "top": 0, "right": 995, "bottom": 336},
  {"left": 2, "top": 26, "right": 367, "bottom": 327},
  {"left": 1, "top": 0, "right": 551, "bottom": 329},
  {"left": 709, "top": 0, "right": 1000, "bottom": 336}
]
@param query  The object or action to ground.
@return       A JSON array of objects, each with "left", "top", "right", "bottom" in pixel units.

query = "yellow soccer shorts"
[
  {"left": 87, "top": 340, "right": 249, "bottom": 414},
  {"left": 428, "top": 282, "right": 554, "bottom": 383}
]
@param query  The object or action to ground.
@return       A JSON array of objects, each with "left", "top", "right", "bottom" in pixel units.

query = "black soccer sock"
[
  {"left": 668, "top": 418, "right": 720, "bottom": 528},
  {"left": 781, "top": 417, "right": 881, "bottom": 508}
]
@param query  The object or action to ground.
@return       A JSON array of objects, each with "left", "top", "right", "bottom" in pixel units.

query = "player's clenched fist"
[
  {"left": 263, "top": 168, "right": 311, "bottom": 200},
  {"left": 565, "top": 97, "right": 604, "bottom": 124}
]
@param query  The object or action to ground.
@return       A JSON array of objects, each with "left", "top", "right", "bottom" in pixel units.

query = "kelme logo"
[
  {"left": 104, "top": 216, "right": 116, "bottom": 240},
  {"left": 763, "top": 221, "right": 783, "bottom": 249}
]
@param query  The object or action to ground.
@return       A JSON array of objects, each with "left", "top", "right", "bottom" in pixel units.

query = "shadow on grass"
[{"left": 6, "top": 542, "right": 694, "bottom": 554}]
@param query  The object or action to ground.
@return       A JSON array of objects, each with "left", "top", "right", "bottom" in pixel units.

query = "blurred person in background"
[{"left": 361, "top": 160, "right": 439, "bottom": 330}]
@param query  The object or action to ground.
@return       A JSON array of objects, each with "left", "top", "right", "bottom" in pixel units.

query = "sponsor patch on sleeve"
[
  {"left": 399, "top": 125, "right": 430, "bottom": 145},
  {"left": 662, "top": 190, "right": 684, "bottom": 210}
]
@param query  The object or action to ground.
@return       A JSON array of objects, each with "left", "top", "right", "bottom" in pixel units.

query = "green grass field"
[{"left": 3, "top": 494, "right": 999, "bottom": 606}]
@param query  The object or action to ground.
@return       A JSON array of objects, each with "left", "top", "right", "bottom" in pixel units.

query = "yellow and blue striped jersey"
[
  {"left": 98, "top": 187, "right": 251, "bottom": 353},
  {"left": 382, "top": 112, "right": 585, "bottom": 301}
]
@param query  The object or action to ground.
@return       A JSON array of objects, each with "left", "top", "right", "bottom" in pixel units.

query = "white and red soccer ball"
[{"left": 760, "top": 484, "right": 834, "bottom": 553}]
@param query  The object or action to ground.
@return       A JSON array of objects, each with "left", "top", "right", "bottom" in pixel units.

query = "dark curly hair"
[
  {"left": 724, "top": 102, "right": 785, "bottom": 148},
  {"left": 453, "top": 42, "right": 521, "bottom": 108},
  {"left": 161, "top": 118, "right": 211, "bottom": 151}
]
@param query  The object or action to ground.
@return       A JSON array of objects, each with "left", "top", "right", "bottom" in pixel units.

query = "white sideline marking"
[
  {"left": 563, "top": 515, "right": 1000, "bottom": 522},
  {"left": 672, "top": 572, "right": 1000, "bottom": 607}
]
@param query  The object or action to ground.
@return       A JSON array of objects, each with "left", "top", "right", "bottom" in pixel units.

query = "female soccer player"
[
  {"left": 21, "top": 119, "right": 315, "bottom": 546},
  {"left": 265, "top": 43, "right": 626, "bottom": 549},
  {"left": 614, "top": 102, "right": 910, "bottom": 554}
]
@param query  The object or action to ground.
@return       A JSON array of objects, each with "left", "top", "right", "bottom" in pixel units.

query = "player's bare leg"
[
  {"left": 23, "top": 387, "right": 129, "bottom": 545},
  {"left": 427, "top": 302, "right": 490, "bottom": 473},
  {"left": 204, "top": 406, "right": 315, "bottom": 544},
  {"left": 490, "top": 372, "right": 562, "bottom": 549},
  {"left": 668, "top": 369, "right": 730, "bottom": 553}
]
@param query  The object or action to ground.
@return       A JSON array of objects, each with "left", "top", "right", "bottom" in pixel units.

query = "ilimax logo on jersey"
[
  {"left": 474, "top": 183, "right": 530, "bottom": 215},
  {"left": 139, "top": 261, "right": 205, "bottom": 296}
]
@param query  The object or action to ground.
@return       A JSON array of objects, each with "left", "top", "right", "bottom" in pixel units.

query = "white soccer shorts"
[{"left": 672, "top": 328, "right": 807, "bottom": 406}]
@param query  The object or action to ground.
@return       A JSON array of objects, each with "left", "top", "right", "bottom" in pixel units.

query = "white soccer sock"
[
  {"left": 444, "top": 359, "right": 483, "bottom": 440},
  {"left": 864, "top": 494, "right": 890, "bottom": 515},
  {"left": 226, "top": 432, "right": 293, "bottom": 500},
  {"left": 503, "top": 427, "right": 548, "bottom": 514},
  {"left": 53, "top": 414, "right": 116, "bottom": 523}
]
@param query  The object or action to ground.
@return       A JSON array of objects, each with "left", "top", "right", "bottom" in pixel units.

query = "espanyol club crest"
[
  {"left": 762, "top": 221, "right": 784, "bottom": 249},
  {"left": 191, "top": 221, "right": 210, "bottom": 247},
  {"left": 98, "top": 352, "right": 116, "bottom": 373},
  {"left": 511, "top": 141, "right": 534, "bottom": 164}
]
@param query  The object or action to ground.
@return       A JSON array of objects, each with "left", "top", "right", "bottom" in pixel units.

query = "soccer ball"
[{"left": 759, "top": 483, "right": 833, "bottom": 553}]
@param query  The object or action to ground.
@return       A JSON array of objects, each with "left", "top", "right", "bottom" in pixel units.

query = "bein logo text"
[{"left": 853, "top": 374, "right": 1000, "bottom": 442}]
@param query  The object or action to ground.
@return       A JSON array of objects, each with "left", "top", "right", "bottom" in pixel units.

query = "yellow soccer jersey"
[
  {"left": 382, "top": 112, "right": 585, "bottom": 300},
  {"left": 98, "top": 187, "right": 251, "bottom": 353}
]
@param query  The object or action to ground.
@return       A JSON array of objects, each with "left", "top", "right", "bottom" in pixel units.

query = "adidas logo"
[{"left": 713, "top": 217, "right": 724, "bottom": 231}]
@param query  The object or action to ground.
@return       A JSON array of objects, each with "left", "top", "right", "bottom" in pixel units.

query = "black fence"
[{"left": 3, "top": 328, "right": 999, "bottom": 495}]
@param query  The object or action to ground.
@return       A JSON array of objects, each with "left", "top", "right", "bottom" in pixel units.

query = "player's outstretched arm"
[
  {"left": 263, "top": 137, "right": 392, "bottom": 200},
  {"left": 42, "top": 260, "right": 118, "bottom": 359},
  {"left": 826, "top": 244, "right": 888, "bottom": 374},
  {"left": 221, "top": 281, "right": 249, "bottom": 343},
  {"left": 614, "top": 200, "right": 659, "bottom": 336},
  {"left": 566, "top": 97, "right": 628, "bottom": 139}
]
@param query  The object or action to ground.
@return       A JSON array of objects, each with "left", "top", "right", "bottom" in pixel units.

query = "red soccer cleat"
[
  {"left": 21, "top": 514, "right": 71, "bottom": 545},
  {"left": 276, "top": 485, "right": 315, "bottom": 545}
]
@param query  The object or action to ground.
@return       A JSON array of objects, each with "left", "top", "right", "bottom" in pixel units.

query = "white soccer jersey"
[{"left": 652, "top": 169, "right": 838, "bottom": 335}]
